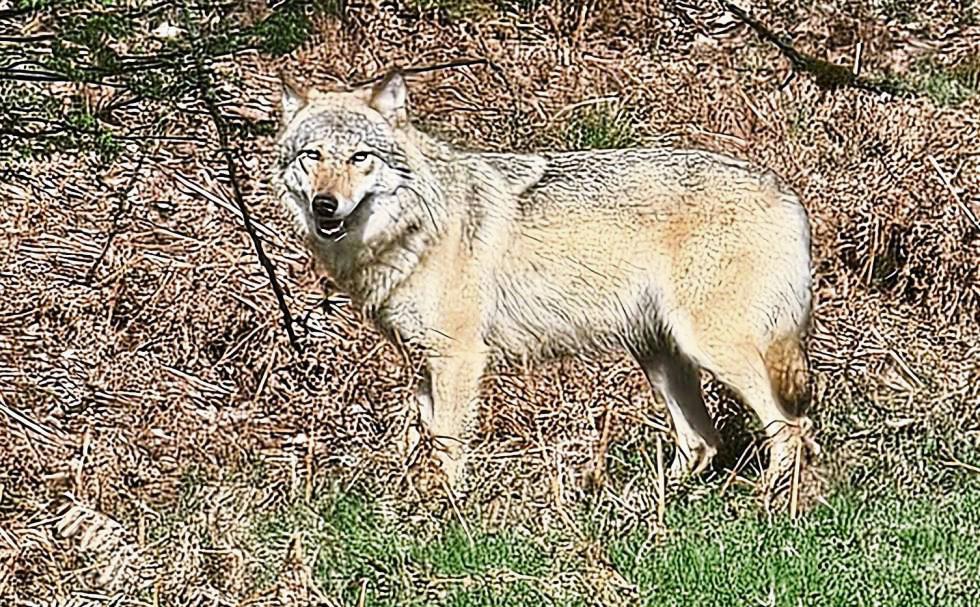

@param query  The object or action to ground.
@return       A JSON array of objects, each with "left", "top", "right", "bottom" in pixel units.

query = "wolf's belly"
[{"left": 483, "top": 275, "right": 665, "bottom": 363}]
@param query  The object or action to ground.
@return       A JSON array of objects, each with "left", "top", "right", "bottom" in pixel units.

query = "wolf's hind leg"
[
  {"left": 692, "top": 338, "right": 813, "bottom": 492},
  {"left": 636, "top": 352, "right": 721, "bottom": 479}
]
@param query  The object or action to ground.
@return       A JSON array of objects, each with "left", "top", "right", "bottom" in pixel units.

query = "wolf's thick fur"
[{"left": 275, "top": 72, "right": 816, "bottom": 489}]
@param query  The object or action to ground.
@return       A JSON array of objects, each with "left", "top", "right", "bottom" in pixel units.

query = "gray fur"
[{"left": 274, "top": 78, "right": 818, "bottom": 491}]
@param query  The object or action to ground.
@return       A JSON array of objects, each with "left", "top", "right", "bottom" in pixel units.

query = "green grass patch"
[
  {"left": 610, "top": 484, "right": 980, "bottom": 606},
  {"left": 247, "top": 492, "right": 558, "bottom": 605},
  {"left": 243, "top": 480, "right": 980, "bottom": 606},
  {"left": 917, "top": 60, "right": 980, "bottom": 107},
  {"left": 408, "top": 0, "right": 492, "bottom": 19},
  {"left": 564, "top": 106, "right": 640, "bottom": 150},
  {"left": 876, "top": 58, "right": 980, "bottom": 107},
  {"left": 408, "top": 0, "right": 543, "bottom": 19},
  {"left": 155, "top": 468, "right": 980, "bottom": 606}
]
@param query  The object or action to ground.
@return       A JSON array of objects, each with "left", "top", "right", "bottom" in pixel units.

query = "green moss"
[
  {"left": 252, "top": 3, "right": 314, "bottom": 56},
  {"left": 410, "top": 0, "right": 545, "bottom": 17},
  {"left": 918, "top": 60, "right": 980, "bottom": 106}
]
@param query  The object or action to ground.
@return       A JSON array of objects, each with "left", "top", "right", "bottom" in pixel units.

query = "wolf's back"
[{"left": 481, "top": 146, "right": 812, "bottom": 363}]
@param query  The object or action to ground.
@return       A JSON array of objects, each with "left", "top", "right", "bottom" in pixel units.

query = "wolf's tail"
[{"left": 765, "top": 334, "right": 811, "bottom": 418}]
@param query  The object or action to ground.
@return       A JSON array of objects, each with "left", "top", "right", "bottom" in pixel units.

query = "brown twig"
[
  {"left": 655, "top": 433, "right": 665, "bottom": 530},
  {"left": 928, "top": 155, "right": 980, "bottom": 231},
  {"left": 591, "top": 402, "right": 614, "bottom": 488},
  {"left": 85, "top": 152, "right": 148, "bottom": 284},
  {"left": 790, "top": 438, "right": 803, "bottom": 519}
]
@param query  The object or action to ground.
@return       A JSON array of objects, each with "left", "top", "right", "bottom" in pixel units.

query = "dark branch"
[
  {"left": 0, "top": 126, "right": 67, "bottom": 138},
  {"left": 191, "top": 56, "right": 303, "bottom": 353},
  {"left": 350, "top": 58, "right": 489, "bottom": 87},
  {"left": 721, "top": 1, "right": 886, "bottom": 93},
  {"left": 0, "top": 7, "right": 36, "bottom": 19},
  {"left": 0, "top": 68, "right": 128, "bottom": 87},
  {"left": 0, "top": 34, "right": 56, "bottom": 42}
]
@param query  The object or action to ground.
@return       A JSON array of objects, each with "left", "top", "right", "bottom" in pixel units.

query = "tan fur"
[
  {"left": 274, "top": 72, "right": 818, "bottom": 491},
  {"left": 765, "top": 335, "right": 811, "bottom": 418}
]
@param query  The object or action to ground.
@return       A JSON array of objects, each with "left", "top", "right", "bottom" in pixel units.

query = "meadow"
[{"left": 1, "top": 1, "right": 978, "bottom": 605}]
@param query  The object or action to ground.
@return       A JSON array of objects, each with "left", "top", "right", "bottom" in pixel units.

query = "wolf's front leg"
[{"left": 426, "top": 348, "right": 487, "bottom": 490}]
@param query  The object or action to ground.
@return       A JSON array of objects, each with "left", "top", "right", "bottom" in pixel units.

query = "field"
[{"left": 1, "top": 1, "right": 979, "bottom": 605}]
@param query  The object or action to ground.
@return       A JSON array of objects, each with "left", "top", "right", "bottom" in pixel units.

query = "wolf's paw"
[
  {"left": 404, "top": 438, "right": 472, "bottom": 502},
  {"left": 432, "top": 443, "right": 470, "bottom": 492},
  {"left": 759, "top": 420, "right": 823, "bottom": 513},
  {"left": 667, "top": 442, "right": 717, "bottom": 483}
]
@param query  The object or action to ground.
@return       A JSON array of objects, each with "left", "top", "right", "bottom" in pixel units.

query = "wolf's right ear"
[
  {"left": 280, "top": 75, "right": 307, "bottom": 124},
  {"left": 369, "top": 70, "right": 409, "bottom": 126}
]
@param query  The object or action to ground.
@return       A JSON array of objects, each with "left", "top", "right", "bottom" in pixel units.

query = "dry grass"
[{"left": 1, "top": 1, "right": 978, "bottom": 603}]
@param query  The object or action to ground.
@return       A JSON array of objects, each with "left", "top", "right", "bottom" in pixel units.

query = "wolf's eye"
[
  {"left": 349, "top": 151, "right": 371, "bottom": 164},
  {"left": 299, "top": 149, "right": 321, "bottom": 161}
]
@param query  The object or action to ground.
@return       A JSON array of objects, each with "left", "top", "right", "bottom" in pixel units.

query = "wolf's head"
[{"left": 275, "top": 72, "right": 417, "bottom": 243}]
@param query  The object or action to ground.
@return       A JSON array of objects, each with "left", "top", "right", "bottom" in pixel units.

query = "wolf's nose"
[{"left": 312, "top": 193, "right": 338, "bottom": 217}]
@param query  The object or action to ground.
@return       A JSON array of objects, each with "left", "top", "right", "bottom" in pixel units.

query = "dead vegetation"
[{"left": 1, "top": 0, "right": 978, "bottom": 603}]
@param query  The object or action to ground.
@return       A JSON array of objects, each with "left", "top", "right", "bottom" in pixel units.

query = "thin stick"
[
  {"left": 939, "top": 443, "right": 980, "bottom": 475},
  {"left": 942, "top": 458, "right": 980, "bottom": 475},
  {"left": 790, "top": 438, "right": 803, "bottom": 520},
  {"left": 721, "top": 442, "right": 756, "bottom": 496},
  {"left": 593, "top": 403, "right": 614, "bottom": 488},
  {"left": 442, "top": 479, "right": 474, "bottom": 547},
  {"left": 191, "top": 60, "right": 302, "bottom": 352},
  {"left": 928, "top": 155, "right": 980, "bottom": 231},
  {"left": 655, "top": 433, "right": 665, "bottom": 530},
  {"left": 350, "top": 58, "right": 489, "bottom": 87},
  {"left": 75, "top": 428, "right": 91, "bottom": 497},
  {"left": 356, "top": 578, "right": 368, "bottom": 607},
  {"left": 255, "top": 348, "right": 277, "bottom": 399},
  {"left": 305, "top": 422, "right": 315, "bottom": 504}
]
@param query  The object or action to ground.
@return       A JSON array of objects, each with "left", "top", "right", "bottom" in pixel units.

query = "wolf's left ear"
[
  {"left": 280, "top": 74, "right": 307, "bottom": 124},
  {"left": 369, "top": 70, "right": 408, "bottom": 126}
]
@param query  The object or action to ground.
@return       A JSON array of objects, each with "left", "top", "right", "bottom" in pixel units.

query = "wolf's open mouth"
[
  {"left": 315, "top": 216, "right": 345, "bottom": 238},
  {"left": 310, "top": 193, "right": 375, "bottom": 239},
  {"left": 311, "top": 194, "right": 345, "bottom": 239}
]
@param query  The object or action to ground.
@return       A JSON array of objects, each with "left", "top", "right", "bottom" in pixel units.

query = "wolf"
[{"left": 274, "top": 71, "right": 817, "bottom": 492}]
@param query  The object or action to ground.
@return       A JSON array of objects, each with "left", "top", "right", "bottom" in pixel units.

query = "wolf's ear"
[
  {"left": 369, "top": 70, "right": 408, "bottom": 126},
  {"left": 280, "top": 75, "right": 307, "bottom": 124}
]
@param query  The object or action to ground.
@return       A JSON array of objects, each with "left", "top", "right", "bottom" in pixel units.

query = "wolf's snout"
[
  {"left": 310, "top": 193, "right": 345, "bottom": 239},
  {"left": 312, "top": 193, "right": 339, "bottom": 218}
]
